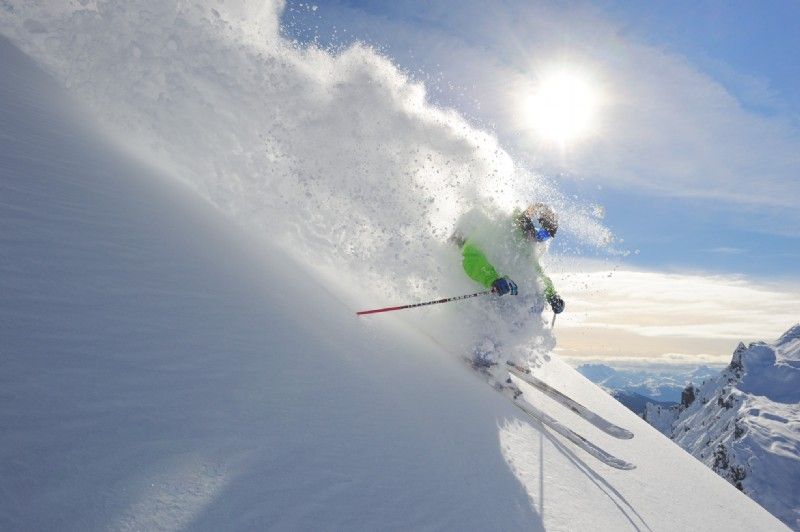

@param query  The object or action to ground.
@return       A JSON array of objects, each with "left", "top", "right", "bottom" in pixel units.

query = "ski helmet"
[{"left": 518, "top": 203, "right": 558, "bottom": 241}]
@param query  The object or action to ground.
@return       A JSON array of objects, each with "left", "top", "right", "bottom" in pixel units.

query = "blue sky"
[
  {"left": 595, "top": 0, "right": 800, "bottom": 116},
  {"left": 283, "top": 0, "right": 800, "bottom": 279}
]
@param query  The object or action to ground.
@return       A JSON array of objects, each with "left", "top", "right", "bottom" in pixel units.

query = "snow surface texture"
[
  {"left": 645, "top": 326, "right": 800, "bottom": 530},
  {"left": 0, "top": 1, "right": 789, "bottom": 530}
]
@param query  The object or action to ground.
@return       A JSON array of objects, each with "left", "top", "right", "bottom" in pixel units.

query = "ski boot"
[{"left": 504, "top": 375, "right": 523, "bottom": 400}]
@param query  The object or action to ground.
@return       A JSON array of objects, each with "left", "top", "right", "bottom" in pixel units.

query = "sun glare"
[{"left": 525, "top": 70, "right": 598, "bottom": 145}]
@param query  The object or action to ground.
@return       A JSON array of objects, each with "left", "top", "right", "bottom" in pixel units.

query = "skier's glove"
[
  {"left": 492, "top": 277, "right": 518, "bottom": 296},
  {"left": 547, "top": 293, "right": 565, "bottom": 314}
]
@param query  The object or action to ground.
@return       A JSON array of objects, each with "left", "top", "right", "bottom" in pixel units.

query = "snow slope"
[
  {"left": 0, "top": 2, "right": 790, "bottom": 530},
  {"left": 0, "top": 37, "right": 540, "bottom": 530},
  {"left": 645, "top": 327, "right": 800, "bottom": 530}
]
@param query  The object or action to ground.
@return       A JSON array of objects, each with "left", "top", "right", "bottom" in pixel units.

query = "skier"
[{"left": 450, "top": 202, "right": 564, "bottom": 368}]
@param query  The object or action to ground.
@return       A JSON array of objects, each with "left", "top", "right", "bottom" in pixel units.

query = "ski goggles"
[{"left": 520, "top": 215, "right": 553, "bottom": 242}]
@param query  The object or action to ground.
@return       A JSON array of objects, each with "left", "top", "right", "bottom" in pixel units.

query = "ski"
[
  {"left": 511, "top": 393, "right": 636, "bottom": 470},
  {"left": 467, "top": 359, "right": 636, "bottom": 470},
  {"left": 506, "top": 363, "right": 634, "bottom": 440}
]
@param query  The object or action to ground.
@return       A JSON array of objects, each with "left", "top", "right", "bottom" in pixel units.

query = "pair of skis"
[{"left": 473, "top": 360, "right": 636, "bottom": 470}]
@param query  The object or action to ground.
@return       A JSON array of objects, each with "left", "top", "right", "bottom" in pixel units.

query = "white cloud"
[
  {"left": 561, "top": 353, "right": 731, "bottom": 370},
  {"left": 549, "top": 263, "right": 800, "bottom": 363},
  {"left": 703, "top": 247, "right": 747, "bottom": 255}
]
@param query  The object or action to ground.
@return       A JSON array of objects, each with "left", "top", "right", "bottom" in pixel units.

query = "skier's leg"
[{"left": 472, "top": 336, "right": 501, "bottom": 367}]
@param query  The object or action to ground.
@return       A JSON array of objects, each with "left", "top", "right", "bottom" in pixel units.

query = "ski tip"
[
  {"left": 504, "top": 361, "right": 530, "bottom": 373},
  {"left": 610, "top": 428, "right": 635, "bottom": 440},
  {"left": 612, "top": 461, "right": 637, "bottom": 471}
]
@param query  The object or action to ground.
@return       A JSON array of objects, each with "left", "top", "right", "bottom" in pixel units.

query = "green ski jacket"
[{"left": 459, "top": 239, "right": 557, "bottom": 301}]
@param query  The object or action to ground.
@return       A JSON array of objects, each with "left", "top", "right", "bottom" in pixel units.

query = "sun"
[{"left": 524, "top": 70, "right": 598, "bottom": 145}]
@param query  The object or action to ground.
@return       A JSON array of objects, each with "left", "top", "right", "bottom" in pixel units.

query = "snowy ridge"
[
  {"left": 645, "top": 327, "right": 800, "bottom": 529},
  {"left": 776, "top": 324, "right": 800, "bottom": 362},
  {"left": 0, "top": 2, "right": 791, "bottom": 530}
]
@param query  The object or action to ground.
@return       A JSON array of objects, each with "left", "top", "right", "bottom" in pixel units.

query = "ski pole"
[{"left": 357, "top": 289, "right": 494, "bottom": 316}]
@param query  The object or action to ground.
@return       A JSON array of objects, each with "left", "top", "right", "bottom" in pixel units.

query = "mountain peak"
[
  {"left": 729, "top": 342, "right": 748, "bottom": 376},
  {"left": 776, "top": 323, "right": 800, "bottom": 350}
]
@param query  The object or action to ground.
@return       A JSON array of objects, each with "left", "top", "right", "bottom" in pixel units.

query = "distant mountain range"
[
  {"left": 609, "top": 389, "right": 675, "bottom": 416},
  {"left": 576, "top": 361, "right": 718, "bottom": 410}
]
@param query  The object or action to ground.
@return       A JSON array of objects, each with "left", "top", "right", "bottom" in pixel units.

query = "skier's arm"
[
  {"left": 533, "top": 260, "right": 557, "bottom": 301},
  {"left": 534, "top": 259, "right": 565, "bottom": 313},
  {"left": 461, "top": 240, "right": 500, "bottom": 289}
]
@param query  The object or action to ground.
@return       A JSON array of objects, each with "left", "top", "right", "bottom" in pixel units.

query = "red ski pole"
[{"left": 357, "top": 289, "right": 494, "bottom": 316}]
